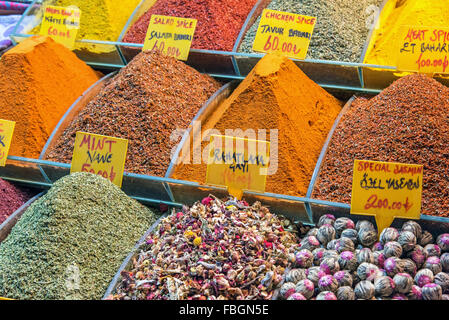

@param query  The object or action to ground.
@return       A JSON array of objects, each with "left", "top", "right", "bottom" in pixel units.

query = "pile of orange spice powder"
[
  {"left": 173, "top": 53, "right": 343, "bottom": 196},
  {"left": 0, "top": 36, "right": 100, "bottom": 158}
]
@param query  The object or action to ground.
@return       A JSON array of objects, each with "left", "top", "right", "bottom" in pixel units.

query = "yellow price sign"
[
  {"left": 0, "top": 119, "right": 15, "bottom": 167},
  {"left": 206, "top": 135, "right": 270, "bottom": 200},
  {"left": 351, "top": 160, "right": 423, "bottom": 236},
  {"left": 71, "top": 132, "right": 128, "bottom": 187},
  {"left": 143, "top": 14, "right": 197, "bottom": 61},
  {"left": 39, "top": 5, "right": 81, "bottom": 49},
  {"left": 396, "top": 25, "right": 449, "bottom": 74},
  {"left": 252, "top": 9, "right": 316, "bottom": 60}
]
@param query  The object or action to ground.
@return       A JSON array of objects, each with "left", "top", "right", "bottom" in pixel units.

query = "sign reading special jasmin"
[
  {"left": 397, "top": 25, "right": 449, "bottom": 74},
  {"left": 351, "top": 160, "right": 423, "bottom": 235},
  {"left": 71, "top": 132, "right": 128, "bottom": 187},
  {"left": 143, "top": 14, "right": 197, "bottom": 61},
  {"left": 39, "top": 5, "right": 81, "bottom": 49},
  {"left": 252, "top": 9, "right": 316, "bottom": 60},
  {"left": 206, "top": 135, "right": 270, "bottom": 200},
  {"left": 0, "top": 119, "right": 15, "bottom": 167}
]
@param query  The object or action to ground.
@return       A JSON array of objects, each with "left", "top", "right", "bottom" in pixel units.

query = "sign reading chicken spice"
[
  {"left": 397, "top": 25, "right": 449, "bottom": 74},
  {"left": 253, "top": 9, "right": 316, "bottom": 60},
  {"left": 71, "top": 132, "right": 128, "bottom": 187},
  {"left": 206, "top": 135, "right": 270, "bottom": 199},
  {"left": 351, "top": 160, "right": 423, "bottom": 235},
  {"left": 0, "top": 119, "right": 15, "bottom": 166},
  {"left": 142, "top": 14, "right": 197, "bottom": 61},
  {"left": 39, "top": 5, "right": 81, "bottom": 49}
]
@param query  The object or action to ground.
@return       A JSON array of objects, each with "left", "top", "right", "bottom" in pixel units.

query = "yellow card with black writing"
[
  {"left": 351, "top": 160, "right": 423, "bottom": 235},
  {"left": 143, "top": 14, "right": 197, "bottom": 61},
  {"left": 0, "top": 119, "right": 15, "bottom": 166},
  {"left": 253, "top": 9, "right": 316, "bottom": 60}
]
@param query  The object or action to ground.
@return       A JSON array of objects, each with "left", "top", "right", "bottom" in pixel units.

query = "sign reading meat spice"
[
  {"left": 0, "top": 36, "right": 100, "bottom": 159},
  {"left": 240, "top": 0, "right": 383, "bottom": 62},
  {"left": 39, "top": 5, "right": 81, "bottom": 49},
  {"left": 351, "top": 160, "right": 423, "bottom": 235},
  {"left": 143, "top": 15, "right": 197, "bottom": 61},
  {"left": 206, "top": 135, "right": 270, "bottom": 199},
  {"left": 397, "top": 25, "right": 449, "bottom": 74},
  {"left": 253, "top": 9, "right": 316, "bottom": 60},
  {"left": 71, "top": 132, "right": 128, "bottom": 187},
  {"left": 0, "top": 119, "right": 14, "bottom": 166}
]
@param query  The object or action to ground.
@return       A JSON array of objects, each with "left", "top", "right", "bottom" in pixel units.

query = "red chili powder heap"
[
  {"left": 312, "top": 74, "right": 449, "bottom": 217},
  {"left": 0, "top": 179, "right": 32, "bottom": 224},
  {"left": 123, "top": 0, "right": 258, "bottom": 51}
]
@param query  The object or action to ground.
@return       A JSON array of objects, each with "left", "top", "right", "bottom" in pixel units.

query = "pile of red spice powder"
[
  {"left": 312, "top": 74, "right": 449, "bottom": 217},
  {"left": 45, "top": 50, "right": 221, "bottom": 177},
  {"left": 123, "top": 0, "right": 258, "bottom": 51},
  {"left": 0, "top": 178, "right": 33, "bottom": 224}
]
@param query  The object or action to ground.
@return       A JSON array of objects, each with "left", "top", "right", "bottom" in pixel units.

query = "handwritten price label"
[
  {"left": 397, "top": 25, "right": 449, "bottom": 74},
  {"left": 71, "top": 132, "right": 128, "bottom": 187},
  {"left": 351, "top": 160, "right": 423, "bottom": 235},
  {"left": 142, "top": 15, "right": 197, "bottom": 61},
  {"left": 0, "top": 119, "right": 15, "bottom": 167},
  {"left": 39, "top": 5, "right": 81, "bottom": 49},
  {"left": 206, "top": 135, "right": 270, "bottom": 200},
  {"left": 252, "top": 9, "right": 316, "bottom": 60}
]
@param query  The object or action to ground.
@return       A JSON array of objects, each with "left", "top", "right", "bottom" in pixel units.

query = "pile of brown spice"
[
  {"left": 45, "top": 50, "right": 221, "bottom": 177},
  {"left": 312, "top": 74, "right": 449, "bottom": 217}
]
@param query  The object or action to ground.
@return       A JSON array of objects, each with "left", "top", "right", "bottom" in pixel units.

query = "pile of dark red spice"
[
  {"left": 0, "top": 178, "right": 33, "bottom": 224},
  {"left": 122, "top": 0, "right": 258, "bottom": 51},
  {"left": 45, "top": 50, "right": 221, "bottom": 177},
  {"left": 312, "top": 74, "right": 449, "bottom": 217}
]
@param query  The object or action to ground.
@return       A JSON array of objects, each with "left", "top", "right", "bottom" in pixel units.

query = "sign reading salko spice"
[
  {"left": 0, "top": 119, "right": 15, "bottom": 167},
  {"left": 351, "top": 160, "right": 423, "bottom": 235},
  {"left": 39, "top": 5, "right": 81, "bottom": 49},
  {"left": 71, "top": 132, "right": 128, "bottom": 187},
  {"left": 142, "top": 14, "right": 197, "bottom": 61},
  {"left": 397, "top": 25, "right": 449, "bottom": 74},
  {"left": 206, "top": 135, "right": 270, "bottom": 199},
  {"left": 252, "top": 9, "right": 316, "bottom": 60}
]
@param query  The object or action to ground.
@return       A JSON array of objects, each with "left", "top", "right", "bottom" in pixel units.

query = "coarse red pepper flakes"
[
  {"left": 123, "top": 0, "right": 258, "bottom": 51},
  {"left": 45, "top": 50, "right": 221, "bottom": 177},
  {"left": 313, "top": 74, "right": 449, "bottom": 218}
]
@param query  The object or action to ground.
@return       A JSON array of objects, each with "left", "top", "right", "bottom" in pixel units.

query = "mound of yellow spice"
[
  {"left": 0, "top": 36, "right": 100, "bottom": 158},
  {"left": 173, "top": 53, "right": 342, "bottom": 196}
]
